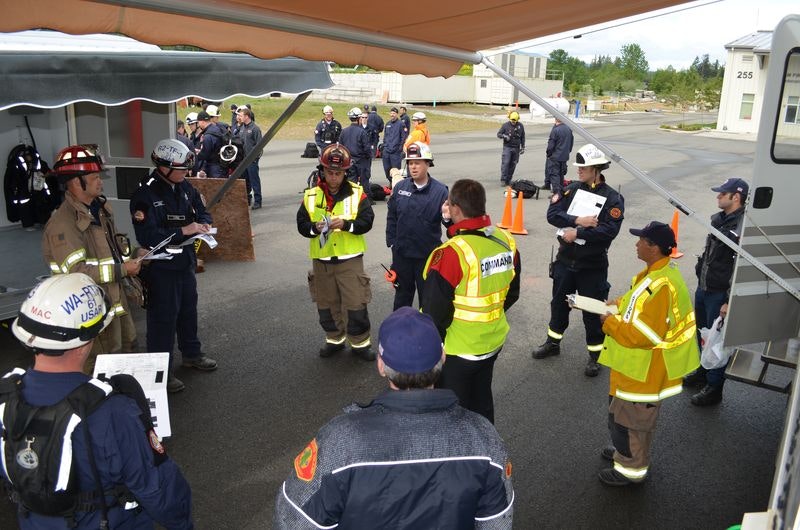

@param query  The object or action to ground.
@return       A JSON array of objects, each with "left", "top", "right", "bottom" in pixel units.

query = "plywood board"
[{"left": 187, "top": 177, "right": 254, "bottom": 262}]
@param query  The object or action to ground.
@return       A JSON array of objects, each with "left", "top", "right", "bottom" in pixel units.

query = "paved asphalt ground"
[{"left": 0, "top": 111, "right": 793, "bottom": 529}]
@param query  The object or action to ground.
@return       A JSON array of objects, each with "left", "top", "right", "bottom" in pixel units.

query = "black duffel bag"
[{"left": 511, "top": 179, "right": 540, "bottom": 199}]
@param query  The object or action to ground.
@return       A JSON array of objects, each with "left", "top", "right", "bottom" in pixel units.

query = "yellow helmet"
[{"left": 509, "top": 111, "right": 520, "bottom": 122}]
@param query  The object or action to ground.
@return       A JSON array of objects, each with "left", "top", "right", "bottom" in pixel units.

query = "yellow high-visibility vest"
[
  {"left": 424, "top": 228, "right": 516, "bottom": 355},
  {"left": 600, "top": 261, "right": 700, "bottom": 384},
  {"left": 303, "top": 185, "right": 366, "bottom": 259}
]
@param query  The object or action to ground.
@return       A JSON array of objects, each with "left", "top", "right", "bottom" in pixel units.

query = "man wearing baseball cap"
[
  {"left": 683, "top": 177, "right": 748, "bottom": 406},
  {"left": 596, "top": 221, "right": 700, "bottom": 486},
  {"left": 274, "top": 307, "right": 514, "bottom": 529}
]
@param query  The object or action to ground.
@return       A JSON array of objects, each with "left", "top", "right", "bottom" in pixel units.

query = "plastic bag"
[{"left": 700, "top": 316, "right": 733, "bottom": 369}]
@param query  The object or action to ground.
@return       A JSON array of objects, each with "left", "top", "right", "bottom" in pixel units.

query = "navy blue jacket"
[
  {"left": 546, "top": 122, "right": 574, "bottom": 161},
  {"left": 547, "top": 179, "right": 624, "bottom": 270},
  {"left": 2, "top": 370, "right": 193, "bottom": 530},
  {"left": 386, "top": 175, "right": 449, "bottom": 259},
  {"left": 193, "top": 123, "right": 225, "bottom": 177},
  {"left": 130, "top": 172, "right": 212, "bottom": 272},
  {"left": 366, "top": 111, "right": 384, "bottom": 146},
  {"left": 338, "top": 123, "right": 372, "bottom": 163},
  {"left": 382, "top": 117, "right": 408, "bottom": 154},
  {"left": 497, "top": 121, "right": 525, "bottom": 149},
  {"left": 314, "top": 118, "right": 342, "bottom": 151},
  {"left": 274, "top": 388, "right": 513, "bottom": 529}
]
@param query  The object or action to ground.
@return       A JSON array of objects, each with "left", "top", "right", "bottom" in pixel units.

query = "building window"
[
  {"left": 480, "top": 79, "right": 487, "bottom": 88},
  {"left": 739, "top": 93, "right": 754, "bottom": 120},
  {"left": 785, "top": 96, "right": 799, "bottom": 124}
]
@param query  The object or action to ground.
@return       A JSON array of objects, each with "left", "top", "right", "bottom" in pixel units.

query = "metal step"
[{"left": 725, "top": 339, "right": 798, "bottom": 393}]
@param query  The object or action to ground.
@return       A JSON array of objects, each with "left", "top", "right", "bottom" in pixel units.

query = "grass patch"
[
  {"left": 659, "top": 122, "right": 717, "bottom": 131},
  {"left": 180, "top": 97, "right": 495, "bottom": 140}
]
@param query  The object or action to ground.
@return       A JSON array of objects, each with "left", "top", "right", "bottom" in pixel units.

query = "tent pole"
[
  {"left": 206, "top": 91, "right": 311, "bottom": 209},
  {"left": 481, "top": 56, "right": 799, "bottom": 301}
]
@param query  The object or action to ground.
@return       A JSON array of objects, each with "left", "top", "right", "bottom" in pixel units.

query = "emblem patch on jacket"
[
  {"left": 149, "top": 430, "right": 165, "bottom": 454},
  {"left": 609, "top": 207, "right": 622, "bottom": 219},
  {"left": 294, "top": 438, "right": 318, "bottom": 482}
]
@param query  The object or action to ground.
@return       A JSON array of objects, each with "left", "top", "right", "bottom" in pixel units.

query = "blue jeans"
[
  {"left": 246, "top": 160, "right": 262, "bottom": 205},
  {"left": 695, "top": 288, "right": 728, "bottom": 386}
]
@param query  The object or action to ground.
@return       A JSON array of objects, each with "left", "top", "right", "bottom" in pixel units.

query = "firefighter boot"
[
  {"left": 584, "top": 355, "right": 601, "bottom": 377},
  {"left": 352, "top": 346, "right": 376, "bottom": 362},
  {"left": 532, "top": 338, "right": 561, "bottom": 359},
  {"left": 319, "top": 342, "right": 345, "bottom": 358}
]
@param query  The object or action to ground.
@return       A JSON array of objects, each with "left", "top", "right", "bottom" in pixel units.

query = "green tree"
[
  {"left": 619, "top": 43, "right": 649, "bottom": 81},
  {"left": 650, "top": 66, "right": 677, "bottom": 94}
]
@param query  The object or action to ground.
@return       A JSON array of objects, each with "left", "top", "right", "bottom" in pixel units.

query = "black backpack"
[
  {"left": 369, "top": 183, "right": 390, "bottom": 201},
  {"left": 302, "top": 143, "right": 320, "bottom": 159},
  {"left": 208, "top": 128, "right": 246, "bottom": 170},
  {"left": 0, "top": 371, "right": 159, "bottom": 525},
  {"left": 511, "top": 179, "right": 540, "bottom": 199}
]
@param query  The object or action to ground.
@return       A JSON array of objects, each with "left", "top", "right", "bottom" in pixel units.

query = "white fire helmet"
[
  {"left": 322, "top": 105, "right": 334, "bottom": 114},
  {"left": 205, "top": 104, "right": 221, "bottom": 117},
  {"left": 151, "top": 139, "right": 196, "bottom": 170},
  {"left": 12, "top": 273, "right": 113, "bottom": 353},
  {"left": 411, "top": 112, "right": 427, "bottom": 122},
  {"left": 573, "top": 144, "right": 610, "bottom": 168},
  {"left": 404, "top": 142, "right": 434, "bottom": 166},
  {"left": 347, "top": 107, "right": 362, "bottom": 120},
  {"left": 185, "top": 112, "right": 199, "bottom": 125}
]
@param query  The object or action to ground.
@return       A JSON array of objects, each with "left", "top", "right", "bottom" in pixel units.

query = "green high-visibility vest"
[
  {"left": 303, "top": 185, "right": 367, "bottom": 259},
  {"left": 424, "top": 228, "right": 516, "bottom": 356},
  {"left": 600, "top": 261, "right": 700, "bottom": 382}
]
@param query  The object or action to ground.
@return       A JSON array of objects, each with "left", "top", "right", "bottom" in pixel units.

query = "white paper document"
[
  {"left": 567, "top": 189, "right": 607, "bottom": 217},
  {"left": 566, "top": 293, "right": 619, "bottom": 315},
  {"left": 179, "top": 233, "right": 218, "bottom": 249},
  {"left": 94, "top": 352, "right": 172, "bottom": 438},
  {"left": 556, "top": 190, "right": 608, "bottom": 246},
  {"left": 318, "top": 215, "right": 331, "bottom": 248}
]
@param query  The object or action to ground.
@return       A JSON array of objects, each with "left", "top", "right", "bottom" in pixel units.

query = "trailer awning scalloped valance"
[{"left": 0, "top": 49, "right": 333, "bottom": 111}]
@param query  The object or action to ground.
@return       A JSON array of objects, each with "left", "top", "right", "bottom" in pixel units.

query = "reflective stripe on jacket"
[
  {"left": 304, "top": 185, "right": 367, "bottom": 259},
  {"left": 600, "top": 258, "right": 700, "bottom": 401},
  {"left": 42, "top": 192, "right": 127, "bottom": 316},
  {"left": 424, "top": 229, "right": 516, "bottom": 356}
]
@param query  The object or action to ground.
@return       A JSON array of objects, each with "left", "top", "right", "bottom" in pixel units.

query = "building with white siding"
[{"left": 717, "top": 31, "right": 773, "bottom": 134}]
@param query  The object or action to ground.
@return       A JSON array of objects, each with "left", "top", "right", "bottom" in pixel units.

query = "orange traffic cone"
[
  {"left": 670, "top": 210, "right": 684, "bottom": 258},
  {"left": 497, "top": 187, "right": 513, "bottom": 229},
  {"left": 510, "top": 193, "right": 528, "bottom": 235}
]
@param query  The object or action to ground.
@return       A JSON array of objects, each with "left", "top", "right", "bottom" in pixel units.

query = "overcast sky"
[{"left": 517, "top": 0, "right": 797, "bottom": 70}]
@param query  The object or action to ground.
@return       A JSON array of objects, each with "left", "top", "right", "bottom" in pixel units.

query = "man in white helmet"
[
  {"left": 2, "top": 273, "right": 194, "bottom": 529},
  {"left": 130, "top": 139, "right": 217, "bottom": 393},
  {"left": 404, "top": 111, "right": 430, "bottom": 152},
  {"left": 386, "top": 142, "right": 448, "bottom": 310},
  {"left": 185, "top": 112, "right": 200, "bottom": 150},
  {"left": 532, "top": 144, "right": 625, "bottom": 378},
  {"left": 314, "top": 105, "right": 342, "bottom": 153},
  {"left": 338, "top": 107, "right": 373, "bottom": 192},
  {"left": 43, "top": 144, "right": 141, "bottom": 373}
]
